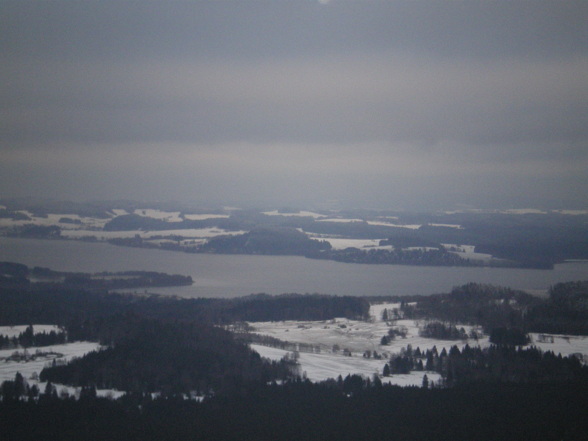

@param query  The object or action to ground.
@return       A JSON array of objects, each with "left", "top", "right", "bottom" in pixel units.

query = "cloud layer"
[{"left": 1, "top": 1, "right": 587, "bottom": 209}]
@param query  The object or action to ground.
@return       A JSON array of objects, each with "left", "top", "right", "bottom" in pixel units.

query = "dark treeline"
[
  {"left": 103, "top": 213, "right": 235, "bottom": 231},
  {"left": 1, "top": 380, "right": 587, "bottom": 440},
  {"left": 5, "top": 224, "right": 61, "bottom": 239},
  {"left": 0, "top": 284, "right": 369, "bottom": 331},
  {"left": 400, "top": 283, "right": 537, "bottom": 331},
  {"left": 382, "top": 344, "right": 588, "bottom": 386},
  {"left": 418, "top": 321, "right": 470, "bottom": 340},
  {"left": 57, "top": 271, "right": 193, "bottom": 290},
  {"left": 0, "top": 261, "right": 30, "bottom": 286},
  {"left": 108, "top": 226, "right": 333, "bottom": 256},
  {"left": 0, "top": 208, "right": 31, "bottom": 220},
  {"left": 39, "top": 316, "right": 296, "bottom": 395},
  {"left": 0, "top": 325, "right": 66, "bottom": 350},
  {"left": 198, "top": 227, "right": 331, "bottom": 255},
  {"left": 0, "top": 262, "right": 192, "bottom": 290},
  {"left": 400, "top": 282, "right": 588, "bottom": 335},
  {"left": 526, "top": 281, "right": 588, "bottom": 334},
  {"left": 306, "top": 246, "right": 478, "bottom": 267}
]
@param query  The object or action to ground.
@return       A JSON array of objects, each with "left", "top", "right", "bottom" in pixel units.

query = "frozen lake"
[{"left": 1, "top": 237, "right": 587, "bottom": 298}]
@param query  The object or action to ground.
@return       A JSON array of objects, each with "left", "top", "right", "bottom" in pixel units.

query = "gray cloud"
[{"left": 1, "top": 1, "right": 587, "bottom": 209}]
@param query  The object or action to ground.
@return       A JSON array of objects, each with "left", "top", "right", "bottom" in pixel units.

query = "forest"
[
  {"left": 398, "top": 281, "right": 588, "bottom": 335},
  {"left": 0, "top": 261, "right": 192, "bottom": 290},
  {"left": 1, "top": 265, "right": 588, "bottom": 439},
  {"left": 1, "top": 380, "right": 587, "bottom": 441}
]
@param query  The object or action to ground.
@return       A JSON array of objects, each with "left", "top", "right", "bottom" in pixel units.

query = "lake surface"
[{"left": 1, "top": 237, "right": 588, "bottom": 298}]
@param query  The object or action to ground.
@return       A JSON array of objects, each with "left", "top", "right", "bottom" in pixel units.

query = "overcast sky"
[{"left": 1, "top": 1, "right": 587, "bottom": 210}]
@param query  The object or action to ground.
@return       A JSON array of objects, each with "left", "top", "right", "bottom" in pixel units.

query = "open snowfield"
[
  {"left": 249, "top": 306, "right": 485, "bottom": 356},
  {"left": 134, "top": 209, "right": 183, "bottom": 222},
  {"left": 0, "top": 208, "right": 233, "bottom": 233},
  {"left": 182, "top": 214, "right": 230, "bottom": 221},
  {"left": 248, "top": 303, "right": 588, "bottom": 384},
  {"left": 0, "top": 212, "right": 110, "bottom": 230},
  {"left": 365, "top": 221, "right": 422, "bottom": 229},
  {"left": 307, "top": 237, "right": 393, "bottom": 251},
  {"left": 0, "top": 341, "right": 101, "bottom": 384},
  {"left": 61, "top": 227, "right": 246, "bottom": 241},
  {"left": 442, "top": 244, "right": 494, "bottom": 262},
  {"left": 251, "top": 344, "right": 442, "bottom": 386},
  {"left": 554, "top": 210, "right": 588, "bottom": 215},
  {"left": 262, "top": 210, "right": 327, "bottom": 219},
  {"left": 0, "top": 336, "right": 123, "bottom": 399},
  {"left": 528, "top": 333, "right": 588, "bottom": 358},
  {"left": 501, "top": 208, "right": 548, "bottom": 215},
  {"left": 428, "top": 223, "right": 463, "bottom": 229},
  {"left": 316, "top": 218, "right": 365, "bottom": 223},
  {"left": 314, "top": 218, "right": 423, "bottom": 230}
]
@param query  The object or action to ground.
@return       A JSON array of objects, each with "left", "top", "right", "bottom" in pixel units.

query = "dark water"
[{"left": 1, "top": 237, "right": 587, "bottom": 298}]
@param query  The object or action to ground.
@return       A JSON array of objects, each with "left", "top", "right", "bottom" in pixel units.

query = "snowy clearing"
[
  {"left": 182, "top": 214, "right": 230, "bottom": 221},
  {"left": 0, "top": 337, "right": 124, "bottom": 400},
  {"left": 316, "top": 218, "right": 365, "bottom": 223},
  {"left": 366, "top": 221, "right": 422, "bottom": 229},
  {"left": 553, "top": 209, "right": 588, "bottom": 215},
  {"left": 248, "top": 303, "right": 588, "bottom": 384},
  {"left": 427, "top": 223, "right": 463, "bottom": 229},
  {"left": 61, "top": 227, "right": 246, "bottom": 240},
  {"left": 528, "top": 333, "right": 588, "bottom": 358},
  {"left": 312, "top": 237, "right": 389, "bottom": 250},
  {"left": 262, "top": 210, "right": 327, "bottom": 219},
  {"left": 0, "top": 341, "right": 102, "bottom": 384},
  {"left": 501, "top": 208, "right": 548, "bottom": 215},
  {"left": 252, "top": 344, "right": 441, "bottom": 386},
  {"left": 0, "top": 213, "right": 110, "bottom": 230},
  {"left": 442, "top": 244, "right": 494, "bottom": 261},
  {"left": 134, "top": 209, "right": 183, "bottom": 222}
]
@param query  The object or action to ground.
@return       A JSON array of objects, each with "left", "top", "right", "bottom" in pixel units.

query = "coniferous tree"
[
  {"left": 14, "top": 372, "right": 27, "bottom": 398},
  {"left": 422, "top": 374, "right": 429, "bottom": 389}
]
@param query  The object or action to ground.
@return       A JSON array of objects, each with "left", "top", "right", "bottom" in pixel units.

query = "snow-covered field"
[
  {"left": 428, "top": 223, "right": 463, "bottom": 229},
  {"left": 0, "top": 208, "right": 235, "bottom": 236},
  {"left": 554, "top": 209, "right": 588, "bottom": 215},
  {"left": 252, "top": 344, "right": 442, "bottom": 386},
  {"left": 316, "top": 218, "right": 365, "bottom": 223},
  {"left": 61, "top": 227, "right": 246, "bottom": 241},
  {"left": 442, "top": 244, "right": 494, "bottom": 262},
  {"left": 247, "top": 303, "right": 588, "bottom": 385},
  {"left": 366, "top": 221, "right": 422, "bottom": 229},
  {"left": 315, "top": 218, "right": 423, "bottom": 229},
  {"left": 501, "top": 208, "right": 548, "bottom": 215},
  {"left": 307, "top": 236, "right": 393, "bottom": 251},
  {"left": 0, "top": 212, "right": 110, "bottom": 230},
  {"left": 0, "top": 207, "right": 240, "bottom": 244},
  {"left": 262, "top": 210, "right": 327, "bottom": 219},
  {"left": 0, "top": 335, "right": 122, "bottom": 399},
  {"left": 528, "top": 333, "right": 588, "bottom": 358},
  {"left": 0, "top": 341, "right": 101, "bottom": 384},
  {"left": 183, "top": 214, "right": 230, "bottom": 221},
  {"left": 133, "top": 209, "right": 182, "bottom": 222}
]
